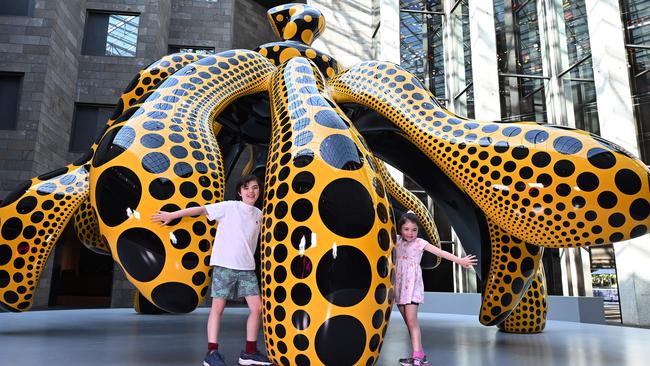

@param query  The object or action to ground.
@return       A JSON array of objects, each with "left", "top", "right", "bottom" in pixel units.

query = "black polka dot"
[
  {"left": 374, "top": 283, "right": 387, "bottom": 304},
  {"left": 140, "top": 133, "right": 165, "bottom": 149},
  {"left": 319, "top": 178, "right": 374, "bottom": 238},
  {"left": 4, "top": 290, "right": 18, "bottom": 304},
  {"left": 316, "top": 245, "right": 371, "bottom": 307},
  {"left": 597, "top": 191, "right": 618, "bottom": 209},
  {"left": 320, "top": 134, "right": 363, "bottom": 170},
  {"left": 291, "top": 255, "right": 312, "bottom": 279},
  {"left": 182, "top": 252, "right": 199, "bottom": 270},
  {"left": 274, "top": 222, "right": 288, "bottom": 241},
  {"left": 274, "top": 266, "right": 287, "bottom": 283},
  {"left": 525, "top": 130, "right": 549, "bottom": 144},
  {"left": 314, "top": 110, "right": 347, "bottom": 129},
  {"left": 171, "top": 229, "right": 191, "bottom": 249},
  {"left": 149, "top": 178, "right": 175, "bottom": 200},
  {"left": 96, "top": 167, "right": 142, "bottom": 227},
  {"left": 275, "top": 201, "right": 288, "bottom": 220},
  {"left": 170, "top": 146, "right": 188, "bottom": 159},
  {"left": 0, "top": 270, "right": 9, "bottom": 288},
  {"left": 293, "top": 149, "right": 314, "bottom": 168},
  {"left": 608, "top": 213, "right": 626, "bottom": 228},
  {"left": 16, "top": 196, "right": 37, "bottom": 214},
  {"left": 631, "top": 225, "right": 647, "bottom": 238},
  {"left": 142, "top": 152, "right": 170, "bottom": 174},
  {"left": 553, "top": 160, "right": 575, "bottom": 177},
  {"left": 315, "top": 315, "right": 366, "bottom": 366},
  {"left": 274, "top": 244, "right": 288, "bottom": 263},
  {"left": 180, "top": 182, "right": 198, "bottom": 198},
  {"left": 292, "top": 172, "right": 315, "bottom": 194},
  {"left": 292, "top": 310, "right": 310, "bottom": 330},
  {"left": 615, "top": 169, "right": 641, "bottom": 195},
  {"left": 512, "top": 146, "right": 529, "bottom": 160},
  {"left": 290, "top": 283, "right": 311, "bottom": 306},
  {"left": 1, "top": 218, "right": 23, "bottom": 241},
  {"left": 92, "top": 126, "right": 135, "bottom": 167},
  {"left": 531, "top": 152, "right": 551, "bottom": 168},
  {"left": 0, "top": 245, "right": 11, "bottom": 266},
  {"left": 630, "top": 199, "right": 649, "bottom": 221},
  {"left": 553, "top": 136, "right": 582, "bottom": 155},
  {"left": 117, "top": 228, "right": 165, "bottom": 282},
  {"left": 378, "top": 229, "right": 390, "bottom": 251},
  {"left": 587, "top": 148, "right": 616, "bottom": 169},
  {"left": 291, "top": 199, "right": 313, "bottom": 222},
  {"left": 294, "top": 334, "right": 309, "bottom": 351},
  {"left": 577, "top": 172, "right": 599, "bottom": 192},
  {"left": 151, "top": 282, "right": 198, "bottom": 313},
  {"left": 274, "top": 286, "right": 287, "bottom": 303},
  {"left": 174, "top": 162, "right": 193, "bottom": 178}
]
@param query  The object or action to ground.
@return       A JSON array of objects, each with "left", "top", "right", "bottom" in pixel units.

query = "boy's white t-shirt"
[{"left": 205, "top": 200, "right": 262, "bottom": 270}]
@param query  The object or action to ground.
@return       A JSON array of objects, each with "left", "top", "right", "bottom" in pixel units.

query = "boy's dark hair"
[
  {"left": 235, "top": 174, "right": 261, "bottom": 200},
  {"left": 397, "top": 211, "right": 419, "bottom": 232}
]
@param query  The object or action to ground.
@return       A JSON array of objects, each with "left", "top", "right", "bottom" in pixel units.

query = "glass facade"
[
  {"left": 494, "top": 0, "right": 548, "bottom": 122},
  {"left": 621, "top": 0, "right": 650, "bottom": 163},
  {"left": 394, "top": 0, "right": 645, "bottom": 304},
  {"left": 562, "top": 0, "right": 599, "bottom": 134},
  {"left": 399, "top": 1, "right": 446, "bottom": 103}
]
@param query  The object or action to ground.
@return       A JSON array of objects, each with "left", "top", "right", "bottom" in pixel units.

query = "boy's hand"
[
  {"left": 152, "top": 211, "right": 174, "bottom": 226},
  {"left": 459, "top": 254, "right": 478, "bottom": 269}
]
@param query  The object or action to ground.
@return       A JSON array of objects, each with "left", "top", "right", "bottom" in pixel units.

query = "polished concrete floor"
[{"left": 0, "top": 307, "right": 648, "bottom": 366}]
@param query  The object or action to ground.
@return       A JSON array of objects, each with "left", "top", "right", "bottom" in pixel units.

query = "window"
[
  {"left": 0, "top": 73, "right": 22, "bottom": 130},
  {"left": 399, "top": 1, "right": 447, "bottom": 105},
  {"left": 622, "top": 0, "right": 650, "bottom": 163},
  {"left": 82, "top": 12, "right": 140, "bottom": 57},
  {"left": 168, "top": 45, "right": 216, "bottom": 55},
  {"left": 0, "top": 0, "right": 34, "bottom": 16},
  {"left": 69, "top": 104, "right": 115, "bottom": 152}
]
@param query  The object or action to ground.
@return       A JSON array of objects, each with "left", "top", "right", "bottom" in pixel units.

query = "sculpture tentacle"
[
  {"left": 73, "top": 197, "right": 109, "bottom": 255},
  {"left": 480, "top": 219, "right": 543, "bottom": 325},
  {"left": 329, "top": 62, "right": 650, "bottom": 248},
  {"left": 262, "top": 57, "right": 394, "bottom": 366},
  {"left": 498, "top": 264, "right": 548, "bottom": 333},
  {"left": 0, "top": 164, "right": 90, "bottom": 311},
  {"left": 89, "top": 50, "right": 274, "bottom": 313},
  {"left": 374, "top": 157, "right": 442, "bottom": 268}
]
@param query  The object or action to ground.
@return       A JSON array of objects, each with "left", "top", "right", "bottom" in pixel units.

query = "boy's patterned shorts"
[{"left": 210, "top": 265, "right": 260, "bottom": 299}]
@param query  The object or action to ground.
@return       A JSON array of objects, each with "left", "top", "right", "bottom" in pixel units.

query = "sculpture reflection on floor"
[{"left": 0, "top": 3, "right": 649, "bottom": 365}]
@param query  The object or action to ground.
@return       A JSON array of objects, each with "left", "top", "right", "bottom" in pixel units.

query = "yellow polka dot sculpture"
[{"left": 1, "top": 3, "right": 649, "bottom": 365}]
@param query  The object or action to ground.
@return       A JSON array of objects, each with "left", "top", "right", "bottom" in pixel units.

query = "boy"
[{"left": 152, "top": 175, "right": 272, "bottom": 366}]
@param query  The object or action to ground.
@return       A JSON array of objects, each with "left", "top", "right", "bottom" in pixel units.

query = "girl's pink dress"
[{"left": 394, "top": 235, "right": 427, "bottom": 305}]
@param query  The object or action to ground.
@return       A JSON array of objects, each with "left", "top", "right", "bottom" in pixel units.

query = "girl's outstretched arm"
[
  {"left": 423, "top": 243, "right": 477, "bottom": 269},
  {"left": 151, "top": 206, "right": 207, "bottom": 225}
]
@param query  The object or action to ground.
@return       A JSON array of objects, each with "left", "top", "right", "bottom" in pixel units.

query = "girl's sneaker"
[
  {"left": 413, "top": 356, "right": 430, "bottom": 366},
  {"left": 398, "top": 357, "right": 413, "bottom": 366}
]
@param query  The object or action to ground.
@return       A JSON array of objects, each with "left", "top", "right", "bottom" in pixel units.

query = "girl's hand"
[
  {"left": 458, "top": 254, "right": 478, "bottom": 269},
  {"left": 151, "top": 211, "right": 174, "bottom": 226}
]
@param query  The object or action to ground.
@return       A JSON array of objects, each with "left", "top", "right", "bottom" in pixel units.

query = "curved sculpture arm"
[
  {"left": 261, "top": 56, "right": 394, "bottom": 366},
  {"left": 89, "top": 50, "right": 275, "bottom": 313},
  {"left": 329, "top": 62, "right": 650, "bottom": 248},
  {"left": 373, "top": 156, "right": 442, "bottom": 268}
]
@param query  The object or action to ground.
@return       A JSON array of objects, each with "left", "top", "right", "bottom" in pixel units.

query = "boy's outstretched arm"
[
  {"left": 151, "top": 206, "right": 207, "bottom": 225},
  {"left": 424, "top": 243, "right": 477, "bottom": 269}
]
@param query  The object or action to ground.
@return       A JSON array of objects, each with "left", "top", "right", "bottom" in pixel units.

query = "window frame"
[
  {"left": 81, "top": 10, "right": 141, "bottom": 58},
  {"left": 0, "top": 72, "right": 24, "bottom": 131},
  {"left": 68, "top": 103, "right": 116, "bottom": 153}
]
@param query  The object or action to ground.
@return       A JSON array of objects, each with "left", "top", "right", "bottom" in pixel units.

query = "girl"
[
  {"left": 395, "top": 211, "right": 477, "bottom": 366},
  {"left": 152, "top": 174, "right": 272, "bottom": 366}
]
